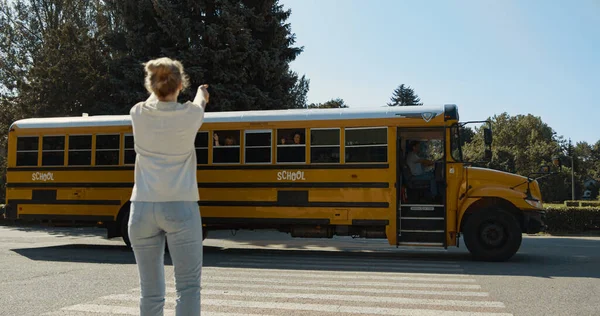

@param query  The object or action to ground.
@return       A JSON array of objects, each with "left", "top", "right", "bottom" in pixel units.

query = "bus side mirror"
[{"left": 483, "top": 128, "right": 492, "bottom": 146}]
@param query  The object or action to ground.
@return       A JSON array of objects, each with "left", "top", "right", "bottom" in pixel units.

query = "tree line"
[{"left": 0, "top": 1, "right": 597, "bottom": 203}]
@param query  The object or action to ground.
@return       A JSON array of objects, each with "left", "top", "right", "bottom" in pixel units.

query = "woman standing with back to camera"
[{"left": 128, "top": 57, "right": 209, "bottom": 315}]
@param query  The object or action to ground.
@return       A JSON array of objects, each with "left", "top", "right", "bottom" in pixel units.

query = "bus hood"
[{"left": 465, "top": 167, "right": 542, "bottom": 201}]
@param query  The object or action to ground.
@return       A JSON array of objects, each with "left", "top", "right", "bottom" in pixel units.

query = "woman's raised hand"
[{"left": 199, "top": 84, "right": 209, "bottom": 104}]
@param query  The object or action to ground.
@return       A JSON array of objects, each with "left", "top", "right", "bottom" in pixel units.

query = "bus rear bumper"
[{"left": 523, "top": 210, "right": 546, "bottom": 234}]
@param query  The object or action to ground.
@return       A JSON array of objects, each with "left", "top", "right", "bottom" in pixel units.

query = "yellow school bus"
[{"left": 3, "top": 104, "right": 546, "bottom": 261}]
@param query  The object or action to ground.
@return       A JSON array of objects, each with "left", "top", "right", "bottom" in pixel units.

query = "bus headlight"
[{"left": 525, "top": 199, "right": 543, "bottom": 209}]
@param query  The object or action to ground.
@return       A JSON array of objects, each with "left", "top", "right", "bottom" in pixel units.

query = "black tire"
[
  {"left": 463, "top": 209, "right": 522, "bottom": 262},
  {"left": 120, "top": 208, "right": 132, "bottom": 249}
]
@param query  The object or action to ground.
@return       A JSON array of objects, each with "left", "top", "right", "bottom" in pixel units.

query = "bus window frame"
[
  {"left": 243, "top": 129, "right": 272, "bottom": 165},
  {"left": 211, "top": 130, "right": 241, "bottom": 164},
  {"left": 67, "top": 134, "right": 93, "bottom": 166},
  {"left": 276, "top": 128, "right": 307, "bottom": 164},
  {"left": 122, "top": 133, "right": 136, "bottom": 165},
  {"left": 15, "top": 135, "right": 40, "bottom": 167},
  {"left": 309, "top": 127, "right": 341, "bottom": 164},
  {"left": 450, "top": 124, "right": 464, "bottom": 162},
  {"left": 195, "top": 131, "right": 209, "bottom": 165},
  {"left": 344, "top": 126, "right": 388, "bottom": 163},
  {"left": 41, "top": 134, "right": 66, "bottom": 166},
  {"left": 95, "top": 133, "right": 121, "bottom": 166}
]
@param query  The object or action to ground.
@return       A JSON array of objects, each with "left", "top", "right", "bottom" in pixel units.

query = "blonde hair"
[{"left": 143, "top": 57, "right": 190, "bottom": 99}]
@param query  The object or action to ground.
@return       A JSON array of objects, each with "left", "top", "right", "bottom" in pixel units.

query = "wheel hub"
[{"left": 480, "top": 223, "right": 505, "bottom": 247}]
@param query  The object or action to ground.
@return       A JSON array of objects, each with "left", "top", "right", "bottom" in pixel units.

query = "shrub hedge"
[
  {"left": 543, "top": 206, "right": 600, "bottom": 234},
  {"left": 564, "top": 200, "right": 600, "bottom": 207}
]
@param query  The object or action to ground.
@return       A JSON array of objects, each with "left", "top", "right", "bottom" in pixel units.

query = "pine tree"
[
  {"left": 387, "top": 84, "right": 422, "bottom": 106},
  {"left": 104, "top": 0, "right": 308, "bottom": 112}
]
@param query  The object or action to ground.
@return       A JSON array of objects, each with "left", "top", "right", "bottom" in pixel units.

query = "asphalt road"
[{"left": 0, "top": 223, "right": 598, "bottom": 316}]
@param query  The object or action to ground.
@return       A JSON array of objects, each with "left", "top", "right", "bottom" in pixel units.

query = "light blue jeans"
[{"left": 128, "top": 201, "right": 203, "bottom": 316}]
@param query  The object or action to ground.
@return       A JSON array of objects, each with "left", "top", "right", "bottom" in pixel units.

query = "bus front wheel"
[{"left": 463, "top": 209, "right": 522, "bottom": 262}]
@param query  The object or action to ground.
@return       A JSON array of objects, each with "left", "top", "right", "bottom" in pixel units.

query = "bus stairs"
[{"left": 397, "top": 204, "right": 446, "bottom": 247}]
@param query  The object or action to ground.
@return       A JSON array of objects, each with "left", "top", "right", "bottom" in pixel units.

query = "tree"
[
  {"left": 387, "top": 84, "right": 422, "bottom": 106},
  {"left": 460, "top": 127, "right": 475, "bottom": 147},
  {"left": 290, "top": 75, "right": 310, "bottom": 108},
  {"left": 104, "top": 0, "right": 308, "bottom": 112},
  {"left": 0, "top": 0, "right": 116, "bottom": 117},
  {"left": 308, "top": 98, "right": 348, "bottom": 108},
  {"left": 462, "top": 112, "right": 569, "bottom": 202},
  {"left": 0, "top": 0, "right": 310, "bottom": 200}
]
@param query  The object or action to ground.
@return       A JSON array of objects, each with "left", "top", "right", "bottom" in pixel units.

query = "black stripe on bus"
[
  {"left": 197, "top": 201, "right": 389, "bottom": 208},
  {"left": 8, "top": 199, "right": 122, "bottom": 206},
  {"left": 352, "top": 219, "right": 390, "bottom": 226},
  {"left": 203, "top": 217, "right": 330, "bottom": 226},
  {"left": 6, "top": 182, "right": 390, "bottom": 189},
  {"left": 17, "top": 214, "right": 115, "bottom": 222},
  {"left": 7, "top": 163, "right": 389, "bottom": 172}
]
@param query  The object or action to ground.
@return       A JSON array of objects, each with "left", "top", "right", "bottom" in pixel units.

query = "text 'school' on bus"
[{"left": 3, "top": 104, "right": 548, "bottom": 261}]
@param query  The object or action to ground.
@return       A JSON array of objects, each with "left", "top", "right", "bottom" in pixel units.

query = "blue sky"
[{"left": 280, "top": 0, "right": 599, "bottom": 144}]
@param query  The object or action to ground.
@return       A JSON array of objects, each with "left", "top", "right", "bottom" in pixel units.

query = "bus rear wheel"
[
  {"left": 120, "top": 208, "right": 132, "bottom": 249},
  {"left": 463, "top": 209, "right": 522, "bottom": 262}
]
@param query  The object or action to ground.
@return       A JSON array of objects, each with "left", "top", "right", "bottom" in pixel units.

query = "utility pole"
[
  {"left": 567, "top": 139, "right": 575, "bottom": 201},
  {"left": 570, "top": 155, "right": 575, "bottom": 200}
]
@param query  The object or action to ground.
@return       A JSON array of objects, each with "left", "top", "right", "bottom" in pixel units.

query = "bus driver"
[{"left": 406, "top": 141, "right": 438, "bottom": 199}]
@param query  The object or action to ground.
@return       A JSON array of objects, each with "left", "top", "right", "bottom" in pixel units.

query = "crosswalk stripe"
[
  {"left": 218, "top": 261, "right": 465, "bottom": 273},
  {"left": 226, "top": 257, "right": 460, "bottom": 268},
  {"left": 229, "top": 255, "right": 460, "bottom": 265},
  {"left": 205, "top": 266, "right": 475, "bottom": 280},
  {"left": 203, "top": 268, "right": 477, "bottom": 283},
  {"left": 98, "top": 295, "right": 511, "bottom": 316},
  {"left": 58, "top": 304, "right": 273, "bottom": 316},
  {"left": 202, "top": 290, "right": 505, "bottom": 308},
  {"left": 105, "top": 291, "right": 503, "bottom": 308},
  {"left": 199, "top": 275, "right": 482, "bottom": 289},
  {"left": 167, "top": 283, "right": 490, "bottom": 297},
  {"left": 61, "top": 304, "right": 152, "bottom": 316},
  {"left": 202, "top": 299, "right": 513, "bottom": 316}
]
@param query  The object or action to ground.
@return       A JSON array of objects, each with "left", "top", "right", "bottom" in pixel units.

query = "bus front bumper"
[{"left": 523, "top": 210, "right": 546, "bottom": 234}]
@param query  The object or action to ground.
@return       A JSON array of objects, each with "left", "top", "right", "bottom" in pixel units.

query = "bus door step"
[{"left": 398, "top": 204, "right": 445, "bottom": 245}]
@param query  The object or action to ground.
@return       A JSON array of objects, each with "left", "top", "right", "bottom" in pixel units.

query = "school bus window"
[
  {"left": 345, "top": 127, "right": 387, "bottom": 163},
  {"left": 195, "top": 132, "right": 209, "bottom": 164},
  {"left": 95, "top": 134, "right": 120, "bottom": 165},
  {"left": 124, "top": 134, "right": 136, "bottom": 165},
  {"left": 277, "top": 129, "right": 305, "bottom": 163},
  {"left": 310, "top": 128, "right": 340, "bottom": 163},
  {"left": 16, "top": 136, "right": 39, "bottom": 166},
  {"left": 42, "top": 135, "right": 65, "bottom": 166},
  {"left": 68, "top": 135, "right": 92, "bottom": 166},
  {"left": 213, "top": 130, "right": 240, "bottom": 163},
  {"left": 245, "top": 130, "right": 272, "bottom": 164}
]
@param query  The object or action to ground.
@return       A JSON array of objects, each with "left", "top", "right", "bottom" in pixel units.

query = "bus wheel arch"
[{"left": 460, "top": 197, "right": 523, "bottom": 262}]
